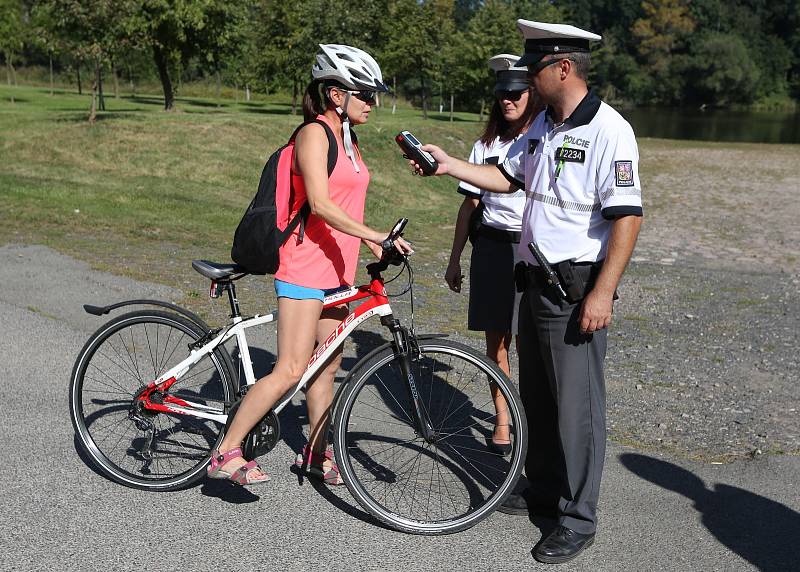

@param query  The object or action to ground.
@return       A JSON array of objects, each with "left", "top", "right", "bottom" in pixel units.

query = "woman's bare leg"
[
  {"left": 215, "top": 297, "right": 323, "bottom": 475},
  {"left": 305, "top": 304, "right": 349, "bottom": 454},
  {"left": 485, "top": 330, "right": 512, "bottom": 443}
]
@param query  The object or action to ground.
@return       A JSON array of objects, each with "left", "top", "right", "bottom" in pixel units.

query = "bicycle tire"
[
  {"left": 332, "top": 338, "right": 527, "bottom": 535},
  {"left": 69, "top": 310, "right": 236, "bottom": 491}
]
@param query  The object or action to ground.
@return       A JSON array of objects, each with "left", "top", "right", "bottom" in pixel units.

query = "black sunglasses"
[
  {"left": 495, "top": 89, "right": 527, "bottom": 102},
  {"left": 348, "top": 90, "right": 377, "bottom": 105},
  {"left": 527, "top": 57, "right": 571, "bottom": 77}
]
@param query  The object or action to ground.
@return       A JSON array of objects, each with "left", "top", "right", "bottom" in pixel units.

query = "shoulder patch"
[
  {"left": 615, "top": 160, "right": 634, "bottom": 187},
  {"left": 528, "top": 140, "right": 538, "bottom": 155}
]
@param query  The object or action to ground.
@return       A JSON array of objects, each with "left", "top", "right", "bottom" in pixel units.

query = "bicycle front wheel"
[
  {"left": 69, "top": 310, "right": 235, "bottom": 491},
  {"left": 332, "top": 338, "right": 528, "bottom": 535}
]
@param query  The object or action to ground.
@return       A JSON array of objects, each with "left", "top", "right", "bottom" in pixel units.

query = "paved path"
[{"left": 1, "top": 245, "right": 798, "bottom": 572}]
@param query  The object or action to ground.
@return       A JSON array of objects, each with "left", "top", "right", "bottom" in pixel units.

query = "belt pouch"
[{"left": 555, "top": 261, "right": 589, "bottom": 303}]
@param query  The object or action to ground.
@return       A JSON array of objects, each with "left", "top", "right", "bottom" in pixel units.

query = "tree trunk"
[
  {"left": 392, "top": 76, "right": 397, "bottom": 114},
  {"left": 5, "top": 53, "right": 13, "bottom": 104},
  {"left": 246, "top": 84, "right": 251, "bottom": 102},
  {"left": 89, "top": 64, "right": 98, "bottom": 123},
  {"left": 97, "top": 62, "right": 105, "bottom": 111},
  {"left": 76, "top": 61, "right": 82, "bottom": 95},
  {"left": 127, "top": 62, "right": 134, "bottom": 95},
  {"left": 215, "top": 68, "right": 221, "bottom": 106},
  {"left": 49, "top": 51, "right": 54, "bottom": 95},
  {"left": 111, "top": 58, "right": 119, "bottom": 98},
  {"left": 479, "top": 99, "right": 485, "bottom": 122},
  {"left": 450, "top": 92, "right": 454, "bottom": 122},
  {"left": 420, "top": 72, "right": 428, "bottom": 119},
  {"left": 291, "top": 76, "right": 298, "bottom": 115},
  {"left": 152, "top": 44, "right": 175, "bottom": 111}
]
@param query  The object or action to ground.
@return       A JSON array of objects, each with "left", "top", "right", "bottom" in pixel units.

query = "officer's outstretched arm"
[{"left": 409, "top": 144, "right": 517, "bottom": 193}]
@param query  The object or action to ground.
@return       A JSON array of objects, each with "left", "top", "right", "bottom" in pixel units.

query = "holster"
[
  {"left": 554, "top": 260, "right": 598, "bottom": 303},
  {"left": 515, "top": 259, "right": 617, "bottom": 304}
]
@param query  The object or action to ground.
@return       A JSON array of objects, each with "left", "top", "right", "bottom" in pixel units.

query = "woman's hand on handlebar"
[
  {"left": 363, "top": 239, "right": 384, "bottom": 260},
  {"left": 408, "top": 144, "right": 449, "bottom": 176},
  {"left": 391, "top": 236, "right": 414, "bottom": 255},
  {"left": 368, "top": 231, "right": 413, "bottom": 257}
]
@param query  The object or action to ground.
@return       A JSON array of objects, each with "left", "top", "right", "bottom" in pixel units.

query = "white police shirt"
[
  {"left": 458, "top": 136, "right": 526, "bottom": 232},
  {"left": 500, "top": 91, "right": 643, "bottom": 264}
]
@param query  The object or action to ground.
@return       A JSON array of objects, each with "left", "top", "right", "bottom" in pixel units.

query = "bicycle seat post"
[{"left": 221, "top": 281, "right": 241, "bottom": 319}]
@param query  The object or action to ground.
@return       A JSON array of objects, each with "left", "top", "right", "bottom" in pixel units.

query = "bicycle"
[{"left": 69, "top": 218, "right": 528, "bottom": 535}]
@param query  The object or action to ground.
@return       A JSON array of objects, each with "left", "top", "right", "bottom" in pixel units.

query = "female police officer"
[{"left": 444, "top": 54, "right": 540, "bottom": 454}]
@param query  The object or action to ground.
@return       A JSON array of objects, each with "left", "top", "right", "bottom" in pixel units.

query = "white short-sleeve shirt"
[
  {"left": 500, "top": 91, "right": 643, "bottom": 264},
  {"left": 458, "top": 136, "right": 526, "bottom": 232}
]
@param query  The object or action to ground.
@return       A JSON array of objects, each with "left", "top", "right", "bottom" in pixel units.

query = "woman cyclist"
[
  {"left": 208, "top": 44, "right": 412, "bottom": 486},
  {"left": 444, "top": 54, "right": 540, "bottom": 455}
]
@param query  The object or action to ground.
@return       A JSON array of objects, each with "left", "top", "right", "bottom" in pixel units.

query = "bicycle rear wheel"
[
  {"left": 69, "top": 310, "right": 235, "bottom": 491},
  {"left": 332, "top": 338, "right": 527, "bottom": 535}
]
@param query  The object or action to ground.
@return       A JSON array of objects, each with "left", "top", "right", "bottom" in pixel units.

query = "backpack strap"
[{"left": 284, "top": 119, "right": 338, "bottom": 243}]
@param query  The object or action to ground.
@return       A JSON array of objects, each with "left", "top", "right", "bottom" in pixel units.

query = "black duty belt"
[
  {"left": 514, "top": 259, "right": 605, "bottom": 303},
  {"left": 476, "top": 224, "right": 521, "bottom": 244}
]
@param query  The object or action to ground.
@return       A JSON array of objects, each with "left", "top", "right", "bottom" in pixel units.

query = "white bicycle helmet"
[
  {"left": 312, "top": 44, "right": 389, "bottom": 92},
  {"left": 311, "top": 44, "right": 387, "bottom": 173}
]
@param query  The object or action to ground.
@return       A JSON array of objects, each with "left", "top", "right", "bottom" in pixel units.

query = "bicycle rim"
[
  {"left": 333, "top": 339, "right": 527, "bottom": 534},
  {"left": 70, "top": 311, "right": 234, "bottom": 491}
]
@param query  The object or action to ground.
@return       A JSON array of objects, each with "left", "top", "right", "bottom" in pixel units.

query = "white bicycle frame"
[{"left": 143, "top": 285, "right": 394, "bottom": 425}]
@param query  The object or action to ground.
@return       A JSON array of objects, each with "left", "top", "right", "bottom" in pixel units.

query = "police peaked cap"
[
  {"left": 516, "top": 20, "right": 602, "bottom": 67},
  {"left": 488, "top": 54, "right": 529, "bottom": 92}
]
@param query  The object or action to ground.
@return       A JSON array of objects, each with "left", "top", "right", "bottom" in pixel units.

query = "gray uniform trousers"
[{"left": 517, "top": 284, "right": 607, "bottom": 534}]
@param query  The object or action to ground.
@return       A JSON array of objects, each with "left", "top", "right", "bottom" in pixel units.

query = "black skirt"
[{"left": 467, "top": 233, "right": 522, "bottom": 334}]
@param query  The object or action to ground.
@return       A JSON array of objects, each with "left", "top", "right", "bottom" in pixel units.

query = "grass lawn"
[{"left": 2, "top": 83, "right": 798, "bottom": 326}]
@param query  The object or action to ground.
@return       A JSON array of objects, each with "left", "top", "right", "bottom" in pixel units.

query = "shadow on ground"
[{"left": 620, "top": 453, "right": 800, "bottom": 572}]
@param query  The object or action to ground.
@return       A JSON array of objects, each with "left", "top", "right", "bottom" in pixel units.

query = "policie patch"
[
  {"left": 615, "top": 160, "right": 635, "bottom": 186},
  {"left": 555, "top": 147, "right": 586, "bottom": 163}
]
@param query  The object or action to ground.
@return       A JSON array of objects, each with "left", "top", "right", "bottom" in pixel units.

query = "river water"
[{"left": 620, "top": 107, "right": 800, "bottom": 144}]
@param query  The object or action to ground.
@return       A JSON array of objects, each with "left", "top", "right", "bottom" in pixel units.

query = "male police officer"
[{"left": 410, "top": 20, "right": 643, "bottom": 564}]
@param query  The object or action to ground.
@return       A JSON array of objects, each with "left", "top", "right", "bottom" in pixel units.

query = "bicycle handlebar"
[{"left": 367, "top": 218, "right": 409, "bottom": 278}]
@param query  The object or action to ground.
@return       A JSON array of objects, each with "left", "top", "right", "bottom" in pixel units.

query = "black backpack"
[{"left": 231, "top": 119, "right": 338, "bottom": 275}]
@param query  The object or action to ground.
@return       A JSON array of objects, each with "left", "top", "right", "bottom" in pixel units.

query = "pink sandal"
[
  {"left": 207, "top": 447, "right": 270, "bottom": 485},
  {"left": 294, "top": 444, "right": 344, "bottom": 486}
]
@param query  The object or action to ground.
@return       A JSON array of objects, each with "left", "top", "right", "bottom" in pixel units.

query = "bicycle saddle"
[{"left": 191, "top": 260, "right": 247, "bottom": 280}]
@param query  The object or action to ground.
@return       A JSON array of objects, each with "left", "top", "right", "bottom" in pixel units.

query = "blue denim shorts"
[{"left": 274, "top": 279, "right": 349, "bottom": 301}]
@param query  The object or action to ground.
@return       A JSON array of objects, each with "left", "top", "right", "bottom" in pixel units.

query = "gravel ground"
[{"left": 4, "top": 139, "right": 798, "bottom": 465}]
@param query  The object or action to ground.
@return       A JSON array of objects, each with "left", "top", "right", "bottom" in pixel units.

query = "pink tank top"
[{"left": 275, "top": 115, "right": 369, "bottom": 289}]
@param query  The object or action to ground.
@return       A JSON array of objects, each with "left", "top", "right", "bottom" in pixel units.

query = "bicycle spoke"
[
  {"left": 73, "top": 312, "right": 231, "bottom": 489},
  {"left": 338, "top": 341, "right": 525, "bottom": 533}
]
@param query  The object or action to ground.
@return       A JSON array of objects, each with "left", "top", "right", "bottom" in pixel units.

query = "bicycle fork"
[{"left": 382, "top": 316, "right": 437, "bottom": 443}]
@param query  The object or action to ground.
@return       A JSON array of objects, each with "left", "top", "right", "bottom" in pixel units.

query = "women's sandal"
[
  {"left": 294, "top": 444, "right": 345, "bottom": 486},
  {"left": 207, "top": 447, "right": 270, "bottom": 485},
  {"left": 486, "top": 425, "right": 512, "bottom": 456}
]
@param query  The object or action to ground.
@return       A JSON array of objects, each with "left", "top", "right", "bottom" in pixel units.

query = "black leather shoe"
[
  {"left": 532, "top": 526, "right": 595, "bottom": 564},
  {"left": 497, "top": 488, "right": 557, "bottom": 518}
]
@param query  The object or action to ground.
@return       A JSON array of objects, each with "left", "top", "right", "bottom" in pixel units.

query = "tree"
[
  {"left": 631, "top": 0, "right": 695, "bottom": 103},
  {"left": 121, "top": 0, "right": 249, "bottom": 110},
  {"left": 46, "top": 0, "right": 130, "bottom": 120},
  {"left": 0, "top": 0, "right": 25, "bottom": 99},
  {"left": 30, "top": 0, "right": 62, "bottom": 95},
  {"left": 687, "top": 33, "right": 760, "bottom": 106}
]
